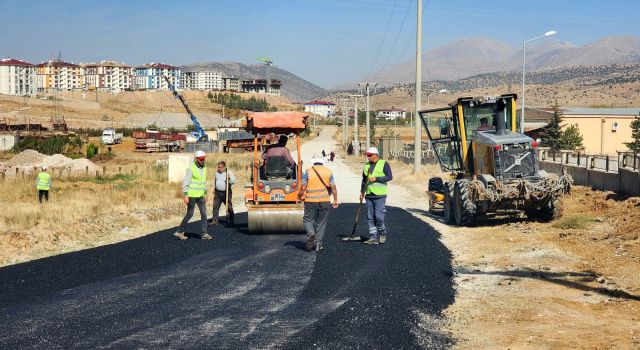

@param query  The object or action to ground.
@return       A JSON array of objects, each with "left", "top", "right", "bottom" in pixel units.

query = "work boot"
[
  {"left": 306, "top": 234, "right": 316, "bottom": 251},
  {"left": 364, "top": 237, "right": 379, "bottom": 245},
  {"left": 174, "top": 231, "right": 188, "bottom": 241},
  {"left": 341, "top": 235, "right": 361, "bottom": 241},
  {"left": 207, "top": 218, "right": 218, "bottom": 225},
  {"left": 201, "top": 233, "right": 213, "bottom": 240},
  {"left": 315, "top": 244, "right": 324, "bottom": 252},
  {"left": 379, "top": 235, "right": 387, "bottom": 244}
]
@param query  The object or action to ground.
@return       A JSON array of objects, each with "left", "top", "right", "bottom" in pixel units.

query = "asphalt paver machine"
[
  {"left": 243, "top": 112, "right": 308, "bottom": 233},
  {"left": 418, "top": 94, "right": 571, "bottom": 226}
]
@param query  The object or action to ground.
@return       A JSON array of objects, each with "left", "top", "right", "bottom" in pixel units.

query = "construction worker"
[
  {"left": 360, "top": 146, "right": 393, "bottom": 245},
  {"left": 35, "top": 165, "right": 52, "bottom": 203},
  {"left": 211, "top": 160, "right": 235, "bottom": 226},
  {"left": 175, "top": 150, "right": 212, "bottom": 240},
  {"left": 297, "top": 156, "right": 339, "bottom": 252}
]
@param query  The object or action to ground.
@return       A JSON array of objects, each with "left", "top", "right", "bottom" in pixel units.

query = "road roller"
[{"left": 243, "top": 112, "right": 308, "bottom": 233}]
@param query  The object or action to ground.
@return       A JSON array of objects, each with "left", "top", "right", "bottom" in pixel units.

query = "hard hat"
[
  {"left": 41, "top": 165, "right": 48, "bottom": 170},
  {"left": 311, "top": 157, "right": 325, "bottom": 165},
  {"left": 194, "top": 150, "right": 206, "bottom": 159},
  {"left": 366, "top": 147, "right": 379, "bottom": 155}
]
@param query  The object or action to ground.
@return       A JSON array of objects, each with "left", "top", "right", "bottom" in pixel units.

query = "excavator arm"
[{"left": 162, "top": 75, "right": 208, "bottom": 142}]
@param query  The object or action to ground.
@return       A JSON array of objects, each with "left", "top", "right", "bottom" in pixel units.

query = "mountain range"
[
  {"left": 354, "top": 35, "right": 640, "bottom": 87},
  {"left": 180, "top": 62, "right": 326, "bottom": 103}
]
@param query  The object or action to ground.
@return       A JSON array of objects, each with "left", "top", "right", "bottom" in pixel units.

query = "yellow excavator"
[{"left": 419, "top": 94, "right": 571, "bottom": 226}]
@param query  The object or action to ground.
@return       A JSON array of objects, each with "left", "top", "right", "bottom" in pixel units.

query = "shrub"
[
  {"left": 86, "top": 143, "right": 99, "bottom": 159},
  {"left": 552, "top": 215, "right": 595, "bottom": 230}
]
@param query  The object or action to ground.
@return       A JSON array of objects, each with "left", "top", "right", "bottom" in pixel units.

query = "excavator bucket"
[{"left": 247, "top": 203, "right": 304, "bottom": 233}]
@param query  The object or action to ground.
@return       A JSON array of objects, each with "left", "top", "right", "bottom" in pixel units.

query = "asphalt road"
[{"left": 0, "top": 204, "right": 454, "bottom": 349}]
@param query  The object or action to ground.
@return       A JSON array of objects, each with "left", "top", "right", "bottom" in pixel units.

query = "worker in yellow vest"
[
  {"left": 360, "top": 147, "right": 392, "bottom": 245},
  {"left": 175, "top": 150, "right": 212, "bottom": 240},
  {"left": 35, "top": 165, "right": 52, "bottom": 203},
  {"left": 297, "top": 157, "right": 339, "bottom": 252}
]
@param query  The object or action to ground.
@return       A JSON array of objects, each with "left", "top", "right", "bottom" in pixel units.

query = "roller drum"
[{"left": 247, "top": 205, "right": 304, "bottom": 233}]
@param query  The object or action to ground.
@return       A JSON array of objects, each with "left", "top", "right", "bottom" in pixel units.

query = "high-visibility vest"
[
  {"left": 305, "top": 166, "right": 332, "bottom": 203},
  {"left": 187, "top": 164, "right": 207, "bottom": 198},
  {"left": 363, "top": 159, "right": 388, "bottom": 196},
  {"left": 36, "top": 172, "right": 51, "bottom": 191}
]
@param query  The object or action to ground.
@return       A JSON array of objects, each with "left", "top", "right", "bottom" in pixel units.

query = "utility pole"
[
  {"left": 358, "top": 82, "right": 377, "bottom": 149},
  {"left": 221, "top": 104, "right": 225, "bottom": 118},
  {"left": 340, "top": 98, "right": 350, "bottom": 147},
  {"left": 349, "top": 94, "right": 363, "bottom": 155},
  {"left": 414, "top": 0, "right": 423, "bottom": 174}
]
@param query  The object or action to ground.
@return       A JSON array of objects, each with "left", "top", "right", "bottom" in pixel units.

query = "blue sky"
[{"left": 1, "top": 0, "right": 639, "bottom": 88}]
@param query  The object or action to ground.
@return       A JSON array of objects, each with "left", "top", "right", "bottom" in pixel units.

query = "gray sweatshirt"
[{"left": 182, "top": 165, "right": 207, "bottom": 196}]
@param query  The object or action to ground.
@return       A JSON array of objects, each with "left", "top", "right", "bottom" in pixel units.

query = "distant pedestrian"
[
  {"left": 360, "top": 147, "right": 392, "bottom": 245},
  {"left": 35, "top": 165, "right": 52, "bottom": 203},
  {"left": 298, "top": 157, "right": 339, "bottom": 252},
  {"left": 347, "top": 143, "right": 353, "bottom": 155},
  {"left": 175, "top": 150, "right": 212, "bottom": 240},
  {"left": 329, "top": 151, "right": 335, "bottom": 162},
  {"left": 211, "top": 161, "right": 235, "bottom": 226},
  {"left": 322, "top": 149, "right": 326, "bottom": 158}
]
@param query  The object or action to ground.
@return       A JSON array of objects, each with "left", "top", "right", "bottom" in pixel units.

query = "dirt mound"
[{"left": 0, "top": 150, "right": 100, "bottom": 176}]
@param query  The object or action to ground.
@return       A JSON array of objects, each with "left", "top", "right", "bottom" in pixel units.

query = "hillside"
[
  {"left": 181, "top": 62, "right": 326, "bottom": 103},
  {"left": 353, "top": 35, "right": 640, "bottom": 87}
]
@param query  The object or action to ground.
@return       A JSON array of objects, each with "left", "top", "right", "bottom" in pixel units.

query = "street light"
[
  {"left": 425, "top": 88, "right": 448, "bottom": 110},
  {"left": 521, "top": 30, "right": 556, "bottom": 133}
]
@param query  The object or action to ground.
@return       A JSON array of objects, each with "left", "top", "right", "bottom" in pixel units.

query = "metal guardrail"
[
  {"left": 538, "top": 148, "right": 639, "bottom": 173},
  {"left": 388, "top": 150, "right": 437, "bottom": 165}
]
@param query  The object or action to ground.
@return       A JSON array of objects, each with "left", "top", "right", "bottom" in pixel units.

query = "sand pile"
[{"left": 0, "top": 150, "right": 100, "bottom": 176}]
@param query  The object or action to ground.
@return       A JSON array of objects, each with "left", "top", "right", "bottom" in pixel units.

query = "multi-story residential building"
[
  {"left": 304, "top": 100, "right": 336, "bottom": 118},
  {"left": 377, "top": 107, "right": 406, "bottom": 120},
  {"left": 223, "top": 77, "right": 240, "bottom": 92},
  {"left": 133, "top": 62, "right": 180, "bottom": 90},
  {"left": 241, "top": 79, "right": 281, "bottom": 95},
  {"left": 181, "top": 70, "right": 223, "bottom": 90},
  {"left": 36, "top": 59, "right": 82, "bottom": 91},
  {"left": 0, "top": 58, "right": 37, "bottom": 96},
  {"left": 82, "top": 60, "right": 133, "bottom": 92}
]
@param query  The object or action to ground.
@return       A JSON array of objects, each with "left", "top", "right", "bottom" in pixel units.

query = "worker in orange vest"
[{"left": 297, "top": 156, "right": 339, "bottom": 252}]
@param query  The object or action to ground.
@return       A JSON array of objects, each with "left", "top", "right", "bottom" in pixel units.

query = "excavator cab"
[
  {"left": 419, "top": 94, "right": 570, "bottom": 226},
  {"left": 244, "top": 112, "right": 307, "bottom": 233}
]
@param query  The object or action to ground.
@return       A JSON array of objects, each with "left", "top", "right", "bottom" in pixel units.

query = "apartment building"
[
  {"left": 133, "top": 62, "right": 180, "bottom": 90},
  {"left": 241, "top": 79, "right": 281, "bottom": 95},
  {"left": 223, "top": 77, "right": 240, "bottom": 92},
  {"left": 0, "top": 58, "right": 37, "bottom": 96},
  {"left": 36, "top": 59, "right": 82, "bottom": 91},
  {"left": 181, "top": 70, "right": 223, "bottom": 90},
  {"left": 304, "top": 100, "right": 336, "bottom": 118},
  {"left": 82, "top": 61, "right": 133, "bottom": 92}
]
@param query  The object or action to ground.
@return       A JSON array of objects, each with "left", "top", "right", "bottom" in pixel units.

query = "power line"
[
  {"left": 364, "top": 0, "right": 398, "bottom": 78},
  {"left": 377, "top": 0, "right": 414, "bottom": 78}
]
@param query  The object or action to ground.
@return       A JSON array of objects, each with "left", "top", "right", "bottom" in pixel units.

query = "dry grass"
[{"left": 0, "top": 151, "right": 254, "bottom": 267}]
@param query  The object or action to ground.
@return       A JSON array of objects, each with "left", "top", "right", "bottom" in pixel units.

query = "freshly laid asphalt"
[{"left": 0, "top": 203, "right": 454, "bottom": 349}]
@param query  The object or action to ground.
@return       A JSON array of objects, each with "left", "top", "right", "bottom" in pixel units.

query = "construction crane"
[
  {"left": 162, "top": 75, "right": 208, "bottom": 142},
  {"left": 256, "top": 57, "right": 273, "bottom": 94}
]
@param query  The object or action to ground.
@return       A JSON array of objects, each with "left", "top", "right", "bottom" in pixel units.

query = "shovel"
[{"left": 341, "top": 198, "right": 364, "bottom": 241}]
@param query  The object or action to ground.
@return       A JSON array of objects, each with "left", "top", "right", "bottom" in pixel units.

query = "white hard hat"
[
  {"left": 194, "top": 150, "right": 206, "bottom": 158},
  {"left": 311, "top": 157, "right": 325, "bottom": 164},
  {"left": 366, "top": 147, "right": 379, "bottom": 155},
  {"left": 41, "top": 165, "right": 48, "bottom": 170}
]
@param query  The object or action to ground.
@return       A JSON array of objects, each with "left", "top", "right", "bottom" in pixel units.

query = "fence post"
[
  {"left": 1, "top": 172, "right": 4, "bottom": 181},
  {"left": 635, "top": 151, "right": 637, "bottom": 171},
  {"left": 85, "top": 166, "right": 89, "bottom": 175},
  {"left": 96, "top": 170, "right": 100, "bottom": 177},
  {"left": 552, "top": 150, "right": 556, "bottom": 162},
  {"left": 103, "top": 166, "right": 106, "bottom": 176},
  {"left": 15, "top": 167, "right": 19, "bottom": 176},
  {"left": 118, "top": 166, "right": 122, "bottom": 173},
  {"left": 606, "top": 155, "right": 610, "bottom": 172},
  {"left": 577, "top": 152, "right": 580, "bottom": 167}
]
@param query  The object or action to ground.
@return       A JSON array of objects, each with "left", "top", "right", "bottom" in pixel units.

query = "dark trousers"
[
  {"left": 178, "top": 197, "right": 208, "bottom": 235},
  {"left": 38, "top": 190, "right": 49, "bottom": 203},
  {"left": 303, "top": 202, "right": 331, "bottom": 245},
  {"left": 212, "top": 190, "right": 234, "bottom": 223}
]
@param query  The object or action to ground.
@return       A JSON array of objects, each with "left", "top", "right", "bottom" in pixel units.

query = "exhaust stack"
[{"left": 495, "top": 99, "right": 507, "bottom": 136}]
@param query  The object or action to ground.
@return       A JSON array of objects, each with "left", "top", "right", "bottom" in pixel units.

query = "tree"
[
  {"left": 625, "top": 115, "right": 640, "bottom": 152},
  {"left": 559, "top": 124, "right": 583, "bottom": 150},
  {"left": 541, "top": 101, "right": 564, "bottom": 151}
]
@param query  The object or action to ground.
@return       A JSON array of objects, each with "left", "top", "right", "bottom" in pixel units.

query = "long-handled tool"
[{"left": 341, "top": 198, "right": 364, "bottom": 241}]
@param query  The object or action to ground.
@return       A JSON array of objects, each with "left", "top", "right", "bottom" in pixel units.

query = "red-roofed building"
[
  {"left": 82, "top": 60, "right": 133, "bottom": 92},
  {"left": 35, "top": 59, "right": 82, "bottom": 91},
  {"left": 304, "top": 100, "right": 336, "bottom": 118},
  {"left": 376, "top": 107, "right": 406, "bottom": 120},
  {"left": 133, "top": 62, "right": 180, "bottom": 90},
  {"left": 0, "top": 58, "right": 37, "bottom": 95}
]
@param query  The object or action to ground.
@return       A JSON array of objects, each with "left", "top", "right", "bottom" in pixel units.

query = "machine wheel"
[
  {"left": 539, "top": 197, "right": 563, "bottom": 222},
  {"left": 454, "top": 180, "right": 477, "bottom": 226},
  {"left": 443, "top": 182, "right": 455, "bottom": 224}
]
